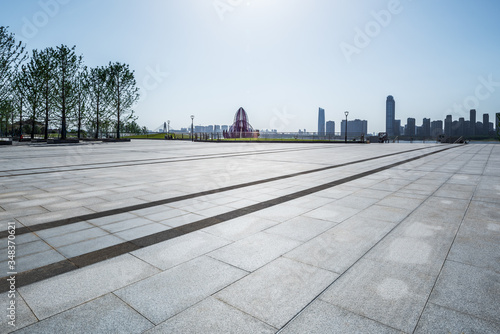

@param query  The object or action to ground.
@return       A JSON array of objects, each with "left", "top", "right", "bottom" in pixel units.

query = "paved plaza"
[{"left": 0, "top": 140, "right": 499, "bottom": 333}]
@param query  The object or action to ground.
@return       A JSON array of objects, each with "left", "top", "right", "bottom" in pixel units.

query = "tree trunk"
[
  {"left": 31, "top": 110, "right": 36, "bottom": 139},
  {"left": 19, "top": 98, "right": 22, "bottom": 139},
  {"left": 44, "top": 82, "right": 49, "bottom": 140},
  {"left": 77, "top": 96, "right": 82, "bottom": 139},
  {"left": 95, "top": 95, "right": 100, "bottom": 139},
  {"left": 116, "top": 83, "right": 120, "bottom": 139}
]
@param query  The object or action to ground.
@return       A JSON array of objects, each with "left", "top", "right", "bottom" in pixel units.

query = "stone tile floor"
[{"left": 0, "top": 140, "right": 498, "bottom": 333}]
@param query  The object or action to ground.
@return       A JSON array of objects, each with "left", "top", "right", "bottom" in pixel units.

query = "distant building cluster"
[
  {"left": 386, "top": 96, "right": 498, "bottom": 138},
  {"left": 158, "top": 99, "right": 498, "bottom": 139},
  {"left": 317, "top": 107, "right": 367, "bottom": 138}
]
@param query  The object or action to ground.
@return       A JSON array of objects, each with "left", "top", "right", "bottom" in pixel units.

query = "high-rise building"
[
  {"left": 386, "top": 95, "right": 395, "bottom": 136},
  {"left": 430, "top": 120, "right": 443, "bottom": 136},
  {"left": 393, "top": 119, "right": 401, "bottom": 136},
  {"left": 470, "top": 109, "right": 476, "bottom": 136},
  {"left": 497, "top": 113, "right": 500, "bottom": 137},
  {"left": 458, "top": 117, "right": 465, "bottom": 136},
  {"left": 476, "top": 122, "right": 483, "bottom": 135},
  {"left": 341, "top": 119, "right": 367, "bottom": 138},
  {"left": 326, "top": 121, "right": 335, "bottom": 135},
  {"left": 422, "top": 118, "right": 431, "bottom": 137},
  {"left": 452, "top": 121, "right": 459, "bottom": 136},
  {"left": 483, "top": 114, "right": 489, "bottom": 135},
  {"left": 464, "top": 121, "right": 470, "bottom": 136},
  {"left": 406, "top": 118, "right": 415, "bottom": 136},
  {"left": 445, "top": 115, "right": 453, "bottom": 137},
  {"left": 318, "top": 108, "right": 325, "bottom": 136}
]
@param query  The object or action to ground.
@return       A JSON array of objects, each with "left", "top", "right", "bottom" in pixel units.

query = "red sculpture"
[{"left": 223, "top": 107, "right": 258, "bottom": 139}]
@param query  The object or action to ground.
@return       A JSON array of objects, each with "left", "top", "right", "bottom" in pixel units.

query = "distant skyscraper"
[
  {"left": 464, "top": 121, "right": 470, "bottom": 136},
  {"left": 393, "top": 119, "right": 401, "bottom": 136},
  {"left": 445, "top": 115, "right": 453, "bottom": 137},
  {"left": 431, "top": 120, "right": 443, "bottom": 136},
  {"left": 318, "top": 108, "right": 325, "bottom": 135},
  {"left": 341, "top": 119, "right": 367, "bottom": 138},
  {"left": 470, "top": 109, "right": 476, "bottom": 136},
  {"left": 483, "top": 114, "right": 489, "bottom": 135},
  {"left": 423, "top": 118, "right": 431, "bottom": 137},
  {"left": 458, "top": 117, "right": 465, "bottom": 136},
  {"left": 326, "top": 121, "right": 335, "bottom": 135},
  {"left": 406, "top": 118, "right": 415, "bottom": 136},
  {"left": 386, "top": 95, "right": 395, "bottom": 136},
  {"left": 497, "top": 113, "right": 500, "bottom": 137}
]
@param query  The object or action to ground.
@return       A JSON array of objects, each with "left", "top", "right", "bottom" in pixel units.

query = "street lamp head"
[
  {"left": 344, "top": 111, "right": 349, "bottom": 117},
  {"left": 190, "top": 115, "right": 194, "bottom": 121}
]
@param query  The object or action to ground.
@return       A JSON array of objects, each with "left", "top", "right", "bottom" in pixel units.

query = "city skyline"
[{"left": 1, "top": 1, "right": 500, "bottom": 133}]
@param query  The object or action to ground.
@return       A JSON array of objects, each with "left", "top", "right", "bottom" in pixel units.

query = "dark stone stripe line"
[
  {"left": 0, "top": 145, "right": 460, "bottom": 292},
  {"left": 0, "top": 146, "right": 319, "bottom": 175},
  {"left": 2, "top": 146, "right": 433, "bottom": 239}
]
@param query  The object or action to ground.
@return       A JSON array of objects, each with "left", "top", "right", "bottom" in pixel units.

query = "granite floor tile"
[
  {"left": 202, "top": 215, "right": 279, "bottom": 241},
  {"left": 364, "top": 219, "right": 459, "bottom": 275},
  {"left": 99, "top": 217, "right": 154, "bottom": 233},
  {"left": 0, "top": 249, "right": 65, "bottom": 274},
  {"left": 56, "top": 234, "right": 124, "bottom": 258},
  {"left": 320, "top": 258, "right": 437, "bottom": 333},
  {"left": 131, "top": 230, "right": 230, "bottom": 270},
  {"left": 16, "top": 207, "right": 96, "bottom": 227},
  {"left": 448, "top": 221, "right": 500, "bottom": 273},
  {"left": 265, "top": 216, "right": 337, "bottom": 242},
  {"left": 18, "top": 254, "right": 160, "bottom": 320},
  {"left": 302, "top": 204, "right": 359, "bottom": 223},
  {"left": 285, "top": 217, "right": 393, "bottom": 274},
  {"left": 0, "top": 292, "right": 37, "bottom": 333},
  {"left": 357, "top": 204, "right": 411, "bottom": 224},
  {"left": 15, "top": 293, "right": 153, "bottom": 334},
  {"left": 87, "top": 212, "right": 138, "bottom": 226},
  {"left": 114, "top": 222, "right": 170, "bottom": 241},
  {"left": 428, "top": 260, "right": 500, "bottom": 324},
  {"left": 144, "top": 297, "right": 275, "bottom": 334},
  {"left": 43, "top": 226, "right": 109, "bottom": 248},
  {"left": 36, "top": 221, "right": 95, "bottom": 239},
  {"left": 414, "top": 302, "right": 500, "bottom": 334},
  {"left": 281, "top": 299, "right": 401, "bottom": 334},
  {"left": 158, "top": 212, "right": 206, "bottom": 227},
  {"left": 215, "top": 257, "right": 337, "bottom": 329},
  {"left": 208, "top": 232, "right": 301, "bottom": 271},
  {"left": 115, "top": 256, "right": 247, "bottom": 325},
  {"left": 144, "top": 208, "right": 191, "bottom": 222}
]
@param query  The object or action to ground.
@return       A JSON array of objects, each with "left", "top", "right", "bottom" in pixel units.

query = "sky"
[{"left": 1, "top": 0, "right": 500, "bottom": 134}]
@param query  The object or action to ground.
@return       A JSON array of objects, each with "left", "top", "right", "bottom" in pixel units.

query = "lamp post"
[
  {"left": 344, "top": 111, "right": 349, "bottom": 143},
  {"left": 167, "top": 120, "right": 170, "bottom": 134},
  {"left": 190, "top": 115, "right": 194, "bottom": 142}
]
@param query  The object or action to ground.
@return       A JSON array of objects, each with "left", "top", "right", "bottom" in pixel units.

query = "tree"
[
  {"left": 52, "top": 45, "right": 82, "bottom": 139},
  {"left": 24, "top": 51, "right": 45, "bottom": 139},
  {"left": 31, "top": 47, "right": 55, "bottom": 140},
  {"left": 87, "top": 66, "right": 110, "bottom": 138},
  {"left": 107, "top": 62, "right": 139, "bottom": 139},
  {"left": 74, "top": 66, "right": 89, "bottom": 138},
  {"left": 0, "top": 26, "right": 27, "bottom": 102},
  {"left": 0, "top": 98, "right": 15, "bottom": 136},
  {"left": 11, "top": 67, "right": 26, "bottom": 138}
]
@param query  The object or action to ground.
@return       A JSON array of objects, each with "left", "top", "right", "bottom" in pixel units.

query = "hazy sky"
[{"left": 1, "top": 0, "right": 500, "bottom": 133}]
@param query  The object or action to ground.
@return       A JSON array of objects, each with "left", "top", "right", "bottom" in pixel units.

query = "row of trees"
[{"left": 0, "top": 26, "right": 142, "bottom": 140}]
